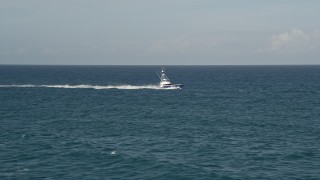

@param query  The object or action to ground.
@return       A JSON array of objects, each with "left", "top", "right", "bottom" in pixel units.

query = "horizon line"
[{"left": 1, "top": 64, "right": 320, "bottom": 66}]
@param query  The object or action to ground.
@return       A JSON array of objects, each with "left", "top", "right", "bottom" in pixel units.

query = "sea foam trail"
[{"left": 0, "top": 84, "right": 180, "bottom": 90}]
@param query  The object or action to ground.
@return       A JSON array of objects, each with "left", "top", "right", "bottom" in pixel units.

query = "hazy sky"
[{"left": 1, "top": 0, "right": 320, "bottom": 65}]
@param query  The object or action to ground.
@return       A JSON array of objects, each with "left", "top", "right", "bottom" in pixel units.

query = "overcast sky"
[{"left": 1, "top": 0, "right": 320, "bottom": 65}]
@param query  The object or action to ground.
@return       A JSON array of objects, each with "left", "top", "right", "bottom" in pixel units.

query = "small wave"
[{"left": 0, "top": 84, "right": 180, "bottom": 90}]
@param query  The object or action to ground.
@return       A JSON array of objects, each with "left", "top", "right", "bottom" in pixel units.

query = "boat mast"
[{"left": 160, "top": 68, "right": 171, "bottom": 83}]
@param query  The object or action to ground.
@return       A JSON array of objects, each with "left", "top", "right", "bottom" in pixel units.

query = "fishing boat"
[{"left": 157, "top": 68, "right": 183, "bottom": 89}]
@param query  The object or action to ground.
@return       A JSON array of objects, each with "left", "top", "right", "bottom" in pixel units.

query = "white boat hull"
[{"left": 160, "top": 84, "right": 183, "bottom": 89}]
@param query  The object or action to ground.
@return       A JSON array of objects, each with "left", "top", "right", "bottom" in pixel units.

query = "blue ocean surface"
[{"left": 1, "top": 65, "right": 320, "bottom": 179}]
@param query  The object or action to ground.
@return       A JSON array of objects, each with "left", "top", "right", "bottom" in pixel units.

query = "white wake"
[{"left": 0, "top": 84, "right": 180, "bottom": 90}]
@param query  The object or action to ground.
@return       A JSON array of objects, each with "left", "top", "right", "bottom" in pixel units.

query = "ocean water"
[{"left": 1, "top": 65, "right": 320, "bottom": 179}]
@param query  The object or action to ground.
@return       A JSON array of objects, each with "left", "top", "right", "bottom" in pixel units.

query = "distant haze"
[{"left": 1, "top": 0, "right": 320, "bottom": 65}]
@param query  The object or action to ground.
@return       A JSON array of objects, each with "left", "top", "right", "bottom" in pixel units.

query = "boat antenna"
[
  {"left": 155, "top": 71, "right": 161, "bottom": 79},
  {"left": 161, "top": 67, "right": 165, "bottom": 73}
]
